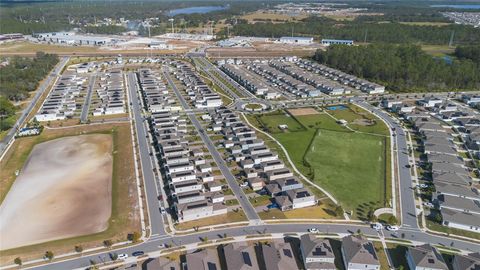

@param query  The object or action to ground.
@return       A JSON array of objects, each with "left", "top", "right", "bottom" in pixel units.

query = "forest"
[
  {"left": 0, "top": 52, "right": 59, "bottom": 101},
  {"left": 314, "top": 44, "right": 480, "bottom": 92},
  {"left": 231, "top": 16, "right": 480, "bottom": 45}
]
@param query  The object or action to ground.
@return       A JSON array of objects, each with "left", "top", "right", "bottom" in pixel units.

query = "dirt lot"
[
  {"left": 0, "top": 134, "right": 113, "bottom": 250},
  {"left": 288, "top": 108, "right": 320, "bottom": 116},
  {"left": 0, "top": 123, "right": 138, "bottom": 264}
]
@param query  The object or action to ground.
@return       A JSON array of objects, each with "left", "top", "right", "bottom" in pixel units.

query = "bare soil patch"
[
  {"left": 0, "top": 134, "right": 113, "bottom": 250},
  {"left": 288, "top": 108, "right": 320, "bottom": 116},
  {"left": 352, "top": 118, "right": 376, "bottom": 126}
]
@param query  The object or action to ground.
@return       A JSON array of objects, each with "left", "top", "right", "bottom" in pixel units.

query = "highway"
[
  {"left": 0, "top": 56, "right": 69, "bottom": 157},
  {"left": 162, "top": 67, "right": 261, "bottom": 222},
  {"left": 126, "top": 72, "right": 166, "bottom": 236},
  {"left": 80, "top": 74, "right": 96, "bottom": 123}
]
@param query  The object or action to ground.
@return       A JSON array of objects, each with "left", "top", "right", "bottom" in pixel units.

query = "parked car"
[
  {"left": 308, "top": 228, "right": 319, "bottom": 233},
  {"left": 160, "top": 207, "right": 166, "bottom": 214},
  {"left": 423, "top": 202, "right": 434, "bottom": 208},
  {"left": 371, "top": 223, "right": 383, "bottom": 230},
  {"left": 132, "top": 251, "right": 144, "bottom": 257},
  {"left": 405, "top": 164, "right": 411, "bottom": 168},
  {"left": 418, "top": 183, "right": 428, "bottom": 189},
  {"left": 386, "top": 225, "right": 399, "bottom": 231},
  {"left": 118, "top": 254, "right": 129, "bottom": 260}
]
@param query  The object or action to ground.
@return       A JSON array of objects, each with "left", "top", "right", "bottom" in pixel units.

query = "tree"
[
  {"left": 367, "top": 208, "right": 377, "bottom": 222},
  {"left": 334, "top": 205, "right": 344, "bottom": 217},
  {"left": 103, "top": 239, "right": 113, "bottom": 248},
  {"left": 388, "top": 215, "right": 398, "bottom": 225},
  {"left": 14, "top": 257, "right": 22, "bottom": 266},
  {"left": 110, "top": 253, "right": 118, "bottom": 261},
  {"left": 75, "top": 245, "right": 83, "bottom": 253},
  {"left": 433, "top": 213, "right": 443, "bottom": 223},
  {"left": 45, "top": 251, "right": 54, "bottom": 261},
  {"left": 128, "top": 231, "right": 141, "bottom": 243}
]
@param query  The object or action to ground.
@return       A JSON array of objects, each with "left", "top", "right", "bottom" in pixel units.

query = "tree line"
[
  {"left": 455, "top": 45, "right": 480, "bottom": 64},
  {"left": 314, "top": 44, "right": 480, "bottom": 92},
  {"left": 231, "top": 16, "right": 480, "bottom": 45}
]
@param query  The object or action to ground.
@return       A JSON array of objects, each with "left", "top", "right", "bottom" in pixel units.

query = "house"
[
  {"left": 438, "top": 195, "right": 480, "bottom": 215},
  {"left": 406, "top": 244, "right": 448, "bottom": 270},
  {"left": 341, "top": 235, "right": 380, "bottom": 270},
  {"left": 434, "top": 182, "right": 479, "bottom": 201},
  {"left": 183, "top": 249, "right": 221, "bottom": 270},
  {"left": 144, "top": 257, "right": 179, "bottom": 270},
  {"left": 275, "top": 188, "right": 316, "bottom": 211},
  {"left": 247, "top": 177, "right": 264, "bottom": 191},
  {"left": 261, "top": 241, "right": 299, "bottom": 270},
  {"left": 452, "top": 252, "right": 480, "bottom": 270},
  {"left": 300, "top": 235, "right": 336, "bottom": 270},
  {"left": 176, "top": 200, "right": 227, "bottom": 222},
  {"left": 223, "top": 243, "right": 260, "bottom": 270},
  {"left": 441, "top": 208, "right": 480, "bottom": 232}
]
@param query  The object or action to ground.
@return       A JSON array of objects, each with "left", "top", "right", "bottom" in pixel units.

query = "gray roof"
[
  {"left": 144, "top": 257, "right": 180, "bottom": 270},
  {"left": 184, "top": 249, "right": 220, "bottom": 270},
  {"left": 425, "top": 137, "right": 453, "bottom": 146},
  {"left": 407, "top": 244, "right": 448, "bottom": 270},
  {"left": 441, "top": 208, "right": 480, "bottom": 228},
  {"left": 300, "top": 235, "right": 335, "bottom": 261},
  {"left": 341, "top": 235, "right": 380, "bottom": 266},
  {"left": 431, "top": 162, "right": 468, "bottom": 176},
  {"left": 433, "top": 172, "right": 471, "bottom": 185},
  {"left": 261, "top": 241, "right": 299, "bottom": 270},
  {"left": 439, "top": 195, "right": 480, "bottom": 213},
  {"left": 424, "top": 143, "right": 457, "bottom": 155},
  {"left": 427, "top": 153, "right": 464, "bottom": 165},
  {"left": 223, "top": 243, "right": 260, "bottom": 270},
  {"left": 453, "top": 253, "right": 480, "bottom": 270},
  {"left": 434, "top": 182, "right": 480, "bottom": 200}
]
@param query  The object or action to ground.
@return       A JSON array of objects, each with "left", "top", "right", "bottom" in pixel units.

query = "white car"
[
  {"left": 417, "top": 184, "right": 428, "bottom": 189},
  {"left": 371, "top": 223, "right": 383, "bottom": 230},
  {"left": 386, "top": 225, "right": 399, "bottom": 231},
  {"left": 423, "top": 202, "right": 434, "bottom": 208},
  {"left": 308, "top": 228, "right": 319, "bottom": 233},
  {"left": 118, "top": 254, "right": 129, "bottom": 260}
]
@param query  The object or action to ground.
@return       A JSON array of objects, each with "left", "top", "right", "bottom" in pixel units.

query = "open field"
[
  {"left": 0, "top": 134, "right": 112, "bottom": 250},
  {"left": 259, "top": 204, "right": 338, "bottom": 220},
  {"left": 400, "top": 22, "right": 452, "bottom": 26},
  {"left": 257, "top": 111, "right": 305, "bottom": 133},
  {"left": 0, "top": 123, "right": 139, "bottom": 264},
  {"left": 305, "top": 129, "right": 386, "bottom": 218},
  {"left": 421, "top": 45, "right": 455, "bottom": 57},
  {"left": 249, "top": 106, "right": 390, "bottom": 219},
  {"left": 241, "top": 11, "right": 308, "bottom": 23},
  {"left": 288, "top": 107, "right": 320, "bottom": 116}
]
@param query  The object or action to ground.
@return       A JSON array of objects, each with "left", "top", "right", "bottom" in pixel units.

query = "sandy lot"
[
  {"left": 288, "top": 108, "right": 320, "bottom": 116},
  {"left": 0, "top": 134, "right": 113, "bottom": 250}
]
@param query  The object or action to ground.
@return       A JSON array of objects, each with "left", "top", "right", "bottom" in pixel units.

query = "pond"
[{"left": 167, "top": 5, "right": 229, "bottom": 16}]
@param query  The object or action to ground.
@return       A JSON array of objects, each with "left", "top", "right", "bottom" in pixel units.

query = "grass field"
[
  {"left": 257, "top": 111, "right": 305, "bottom": 133},
  {"left": 241, "top": 11, "right": 307, "bottom": 23},
  {"left": 305, "top": 129, "right": 386, "bottom": 218},
  {"left": 0, "top": 123, "right": 139, "bottom": 264},
  {"left": 250, "top": 105, "right": 390, "bottom": 219},
  {"left": 400, "top": 22, "right": 452, "bottom": 26},
  {"left": 421, "top": 45, "right": 455, "bottom": 57}
]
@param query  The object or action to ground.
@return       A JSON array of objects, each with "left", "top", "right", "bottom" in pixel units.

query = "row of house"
[
  {"left": 295, "top": 59, "right": 385, "bottom": 95},
  {"left": 145, "top": 234, "right": 480, "bottom": 270},
  {"left": 220, "top": 63, "right": 279, "bottom": 99},
  {"left": 207, "top": 106, "right": 317, "bottom": 211},
  {"left": 138, "top": 69, "right": 227, "bottom": 223},
  {"left": 248, "top": 61, "right": 321, "bottom": 98},
  {"left": 35, "top": 72, "right": 86, "bottom": 121},
  {"left": 407, "top": 107, "right": 480, "bottom": 233},
  {"left": 173, "top": 62, "right": 223, "bottom": 108},
  {"left": 270, "top": 59, "right": 350, "bottom": 96},
  {"left": 92, "top": 70, "right": 126, "bottom": 116}
]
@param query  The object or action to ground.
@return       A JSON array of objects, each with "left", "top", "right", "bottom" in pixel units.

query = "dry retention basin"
[{"left": 0, "top": 134, "right": 113, "bottom": 250}]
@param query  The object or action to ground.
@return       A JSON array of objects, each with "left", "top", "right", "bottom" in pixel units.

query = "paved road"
[
  {"left": 355, "top": 100, "right": 419, "bottom": 229},
  {"left": 162, "top": 67, "right": 261, "bottom": 222},
  {"left": 0, "top": 56, "right": 69, "bottom": 156},
  {"left": 28, "top": 222, "right": 480, "bottom": 270},
  {"left": 80, "top": 74, "right": 96, "bottom": 123},
  {"left": 127, "top": 72, "right": 166, "bottom": 236}
]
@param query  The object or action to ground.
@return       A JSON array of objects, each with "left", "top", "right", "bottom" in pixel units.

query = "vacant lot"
[
  {"left": 305, "top": 129, "right": 386, "bottom": 218},
  {"left": 288, "top": 107, "right": 319, "bottom": 116},
  {"left": 0, "top": 134, "right": 112, "bottom": 250},
  {"left": 0, "top": 123, "right": 138, "bottom": 263}
]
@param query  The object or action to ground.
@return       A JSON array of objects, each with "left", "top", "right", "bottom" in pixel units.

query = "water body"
[
  {"left": 167, "top": 5, "right": 228, "bottom": 16},
  {"left": 431, "top": 4, "right": 480, "bottom": 9}
]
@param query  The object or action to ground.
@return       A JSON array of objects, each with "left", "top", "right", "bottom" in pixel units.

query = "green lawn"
[
  {"left": 304, "top": 129, "right": 387, "bottom": 218},
  {"left": 295, "top": 113, "right": 347, "bottom": 132},
  {"left": 257, "top": 112, "right": 305, "bottom": 133},
  {"left": 328, "top": 104, "right": 390, "bottom": 136}
]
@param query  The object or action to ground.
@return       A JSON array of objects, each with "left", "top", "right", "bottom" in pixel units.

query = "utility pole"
[
  {"left": 364, "top": 29, "right": 368, "bottom": 43},
  {"left": 168, "top": 18, "right": 174, "bottom": 34}
]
